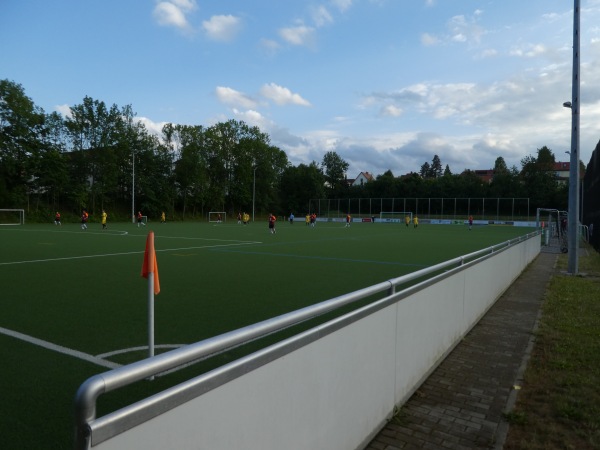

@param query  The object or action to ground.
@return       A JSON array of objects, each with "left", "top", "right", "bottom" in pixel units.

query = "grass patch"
[
  {"left": 504, "top": 244, "right": 600, "bottom": 450},
  {"left": 503, "top": 411, "right": 529, "bottom": 426}
]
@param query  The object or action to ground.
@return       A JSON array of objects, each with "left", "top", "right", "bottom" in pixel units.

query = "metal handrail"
[{"left": 74, "top": 231, "right": 539, "bottom": 448}]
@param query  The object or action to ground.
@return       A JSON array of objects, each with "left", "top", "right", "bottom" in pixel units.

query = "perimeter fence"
[{"left": 307, "top": 198, "right": 531, "bottom": 222}]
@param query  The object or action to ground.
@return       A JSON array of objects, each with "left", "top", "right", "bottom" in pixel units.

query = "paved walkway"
[{"left": 365, "top": 248, "right": 558, "bottom": 450}]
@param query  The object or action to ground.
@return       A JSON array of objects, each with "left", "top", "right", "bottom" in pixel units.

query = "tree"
[
  {"left": 0, "top": 79, "right": 46, "bottom": 207},
  {"left": 279, "top": 162, "right": 325, "bottom": 214},
  {"left": 431, "top": 155, "right": 443, "bottom": 178},
  {"left": 35, "top": 145, "right": 69, "bottom": 212},
  {"left": 493, "top": 156, "right": 508, "bottom": 175},
  {"left": 63, "top": 96, "right": 126, "bottom": 212},
  {"left": 172, "top": 124, "right": 207, "bottom": 218},
  {"left": 398, "top": 172, "right": 423, "bottom": 197},
  {"left": 520, "top": 147, "right": 562, "bottom": 209},
  {"left": 321, "top": 151, "right": 349, "bottom": 198},
  {"left": 490, "top": 157, "right": 518, "bottom": 198},
  {"left": 419, "top": 162, "right": 430, "bottom": 179},
  {"left": 368, "top": 170, "right": 398, "bottom": 198},
  {"left": 536, "top": 146, "right": 555, "bottom": 171}
]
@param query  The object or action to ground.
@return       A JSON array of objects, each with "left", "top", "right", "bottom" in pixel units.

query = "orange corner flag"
[{"left": 141, "top": 231, "right": 160, "bottom": 294}]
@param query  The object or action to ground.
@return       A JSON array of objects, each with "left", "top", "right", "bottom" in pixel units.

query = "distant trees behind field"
[{"left": 1, "top": 79, "right": 571, "bottom": 220}]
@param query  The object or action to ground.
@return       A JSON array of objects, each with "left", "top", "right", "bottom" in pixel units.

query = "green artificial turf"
[{"left": 0, "top": 220, "right": 534, "bottom": 449}]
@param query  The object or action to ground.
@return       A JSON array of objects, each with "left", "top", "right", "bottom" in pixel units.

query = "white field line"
[
  {"left": 0, "top": 326, "right": 188, "bottom": 369},
  {"left": 0, "top": 228, "right": 129, "bottom": 236},
  {"left": 0, "top": 326, "right": 121, "bottom": 369},
  {"left": 96, "top": 344, "right": 185, "bottom": 358},
  {"left": 0, "top": 227, "right": 256, "bottom": 241},
  {"left": 0, "top": 241, "right": 262, "bottom": 266}
]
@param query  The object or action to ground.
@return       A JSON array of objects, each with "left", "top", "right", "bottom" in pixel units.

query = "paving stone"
[{"left": 364, "top": 251, "right": 556, "bottom": 450}]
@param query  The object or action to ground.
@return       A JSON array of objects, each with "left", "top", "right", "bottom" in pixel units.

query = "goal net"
[
  {"left": 379, "top": 211, "right": 413, "bottom": 223},
  {"left": 0, "top": 209, "right": 25, "bottom": 225},
  {"left": 208, "top": 212, "right": 226, "bottom": 223}
]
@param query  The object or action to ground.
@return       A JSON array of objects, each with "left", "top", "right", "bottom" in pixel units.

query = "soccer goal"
[
  {"left": 0, "top": 209, "right": 25, "bottom": 225},
  {"left": 208, "top": 212, "right": 226, "bottom": 223},
  {"left": 379, "top": 211, "right": 413, "bottom": 223}
]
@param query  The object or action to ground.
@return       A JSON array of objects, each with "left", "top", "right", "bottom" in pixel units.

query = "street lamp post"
[
  {"left": 566, "top": 0, "right": 580, "bottom": 275},
  {"left": 252, "top": 166, "right": 257, "bottom": 222}
]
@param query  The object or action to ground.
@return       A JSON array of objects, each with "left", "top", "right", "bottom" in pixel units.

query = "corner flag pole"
[{"left": 141, "top": 231, "right": 161, "bottom": 366}]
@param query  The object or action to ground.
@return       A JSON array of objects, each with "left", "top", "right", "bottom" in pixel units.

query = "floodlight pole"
[
  {"left": 252, "top": 166, "right": 257, "bottom": 222},
  {"left": 566, "top": 0, "right": 580, "bottom": 275},
  {"left": 131, "top": 149, "right": 136, "bottom": 224}
]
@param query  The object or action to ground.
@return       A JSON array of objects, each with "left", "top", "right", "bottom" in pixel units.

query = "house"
[
  {"left": 473, "top": 169, "right": 495, "bottom": 184},
  {"left": 553, "top": 161, "right": 570, "bottom": 184},
  {"left": 351, "top": 171, "right": 374, "bottom": 187}
]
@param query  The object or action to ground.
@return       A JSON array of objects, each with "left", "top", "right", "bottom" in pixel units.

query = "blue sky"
[{"left": 2, "top": 0, "right": 600, "bottom": 178}]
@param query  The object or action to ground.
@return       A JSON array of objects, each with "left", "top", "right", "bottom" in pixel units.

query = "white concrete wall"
[{"left": 90, "top": 235, "right": 540, "bottom": 450}]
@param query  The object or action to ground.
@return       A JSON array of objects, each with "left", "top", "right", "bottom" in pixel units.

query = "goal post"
[
  {"left": 208, "top": 212, "right": 226, "bottom": 223},
  {"left": 0, "top": 209, "right": 25, "bottom": 225},
  {"left": 379, "top": 211, "right": 413, "bottom": 223}
]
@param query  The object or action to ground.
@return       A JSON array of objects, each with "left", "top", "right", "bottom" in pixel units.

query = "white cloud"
[
  {"left": 259, "top": 38, "right": 281, "bottom": 55},
  {"left": 422, "top": 12, "right": 485, "bottom": 47},
  {"left": 260, "top": 83, "right": 311, "bottom": 106},
  {"left": 541, "top": 12, "right": 561, "bottom": 22},
  {"left": 230, "top": 108, "right": 309, "bottom": 150},
  {"left": 202, "top": 15, "right": 242, "bottom": 42},
  {"left": 448, "top": 14, "right": 485, "bottom": 45},
  {"left": 331, "top": 0, "right": 353, "bottom": 13},
  {"left": 153, "top": 0, "right": 197, "bottom": 32},
  {"left": 279, "top": 24, "right": 316, "bottom": 46},
  {"left": 421, "top": 33, "right": 439, "bottom": 46},
  {"left": 215, "top": 86, "right": 258, "bottom": 109},
  {"left": 232, "top": 108, "right": 270, "bottom": 129},
  {"left": 380, "top": 105, "right": 403, "bottom": 117},
  {"left": 509, "top": 44, "right": 548, "bottom": 58},
  {"left": 478, "top": 48, "right": 498, "bottom": 59},
  {"left": 55, "top": 104, "right": 72, "bottom": 118},
  {"left": 169, "top": 0, "right": 196, "bottom": 11},
  {"left": 311, "top": 5, "right": 334, "bottom": 27},
  {"left": 137, "top": 117, "right": 169, "bottom": 137}
]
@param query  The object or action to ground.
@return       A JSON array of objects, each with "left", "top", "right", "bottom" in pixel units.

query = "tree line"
[{"left": 1, "top": 79, "right": 571, "bottom": 221}]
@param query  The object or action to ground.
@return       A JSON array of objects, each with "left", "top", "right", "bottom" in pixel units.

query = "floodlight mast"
[
  {"left": 252, "top": 165, "right": 257, "bottom": 222},
  {"left": 565, "top": 0, "right": 580, "bottom": 275}
]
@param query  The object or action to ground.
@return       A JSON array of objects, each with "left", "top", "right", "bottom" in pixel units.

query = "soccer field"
[{"left": 0, "top": 220, "right": 535, "bottom": 449}]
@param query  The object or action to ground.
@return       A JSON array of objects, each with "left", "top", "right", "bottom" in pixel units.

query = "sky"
[{"left": 2, "top": 0, "right": 600, "bottom": 179}]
